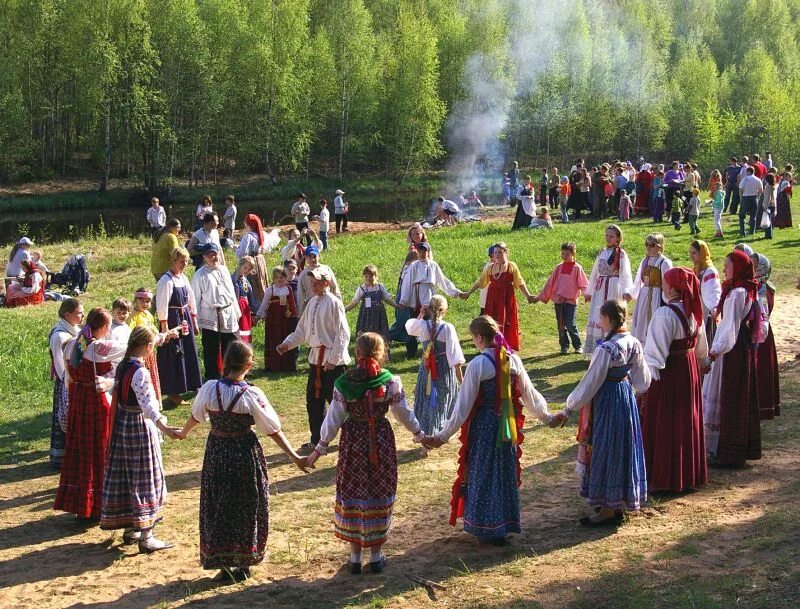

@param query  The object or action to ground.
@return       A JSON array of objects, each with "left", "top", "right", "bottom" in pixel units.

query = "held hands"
[
  {"left": 548, "top": 412, "right": 568, "bottom": 428},
  {"left": 276, "top": 343, "right": 289, "bottom": 355},
  {"left": 295, "top": 454, "right": 315, "bottom": 473},
  {"left": 420, "top": 435, "right": 445, "bottom": 450},
  {"left": 528, "top": 294, "right": 539, "bottom": 304},
  {"left": 163, "top": 426, "right": 184, "bottom": 440}
]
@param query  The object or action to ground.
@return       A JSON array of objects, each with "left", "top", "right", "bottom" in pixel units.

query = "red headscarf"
[
  {"left": 716, "top": 249, "right": 758, "bottom": 318},
  {"left": 244, "top": 213, "right": 264, "bottom": 248},
  {"left": 663, "top": 267, "right": 703, "bottom": 327}
]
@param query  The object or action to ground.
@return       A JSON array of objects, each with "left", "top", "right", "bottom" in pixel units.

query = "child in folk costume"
[
  {"left": 110, "top": 298, "right": 132, "bottom": 344},
  {"left": 702, "top": 250, "right": 761, "bottom": 467},
  {"left": 179, "top": 341, "right": 308, "bottom": 583},
  {"left": 231, "top": 257, "right": 259, "bottom": 344},
  {"left": 405, "top": 296, "right": 465, "bottom": 437},
  {"left": 256, "top": 266, "right": 298, "bottom": 372},
  {"left": 48, "top": 298, "right": 83, "bottom": 468},
  {"left": 461, "top": 242, "right": 535, "bottom": 351},
  {"left": 296, "top": 244, "right": 342, "bottom": 314},
  {"left": 236, "top": 214, "right": 280, "bottom": 304},
  {"left": 345, "top": 265, "right": 401, "bottom": 353},
  {"left": 398, "top": 242, "right": 463, "bottom": 356},
  {"left": 423, "top": 316, "right": 557, "bottom": 544},
  {"left": 277, "top": 267, "right": 351, "bottom": 451},
  {"left": 557, "top": 300, "right": 651, "bottom": 526},
  {"left": 641, "top": 268, "right": 708, "bottom": 493},
  {"left": 54, "top": 308, "right": 128, "bottom": 519},
  {"left": 618, "top": 191, "right": 632, "bottom": 221},
  {"left": 387, "top": 251, "right": 419, "bottom": 351},
  {"left": 192, "top": 243, "right": 241, "bottom": 381},
  {"left": 128, "top": 287, "right": 174, "bottom": 402},
  {"left": 689, "top": 240, "right": 722, "bottom": 342},
  {"left": 751, "top": 253, "right": 780, "bottom": 420},
  {"left": 478, "top": 246, "right": 494, "bottom": 314},
  {"left": 532, "top": 241, "right": 589, "bottom": 354},
  {"left": 305, "top": 333, "right": 424, "bottom": 574},
  {"left": 625, "top": 233, "right": 673, "bottom": 347},
  {"left": 156, "top": 247, "right": 203, "bottom": 408},
  {"left": 583, "top": 225, "right": 633, "bottom": 354},
  {"left": 101, "top": 326, "right": 181, "bottom": 552},
  {"left": 283, "top": 259, "right": 300, "bottom": 308}
]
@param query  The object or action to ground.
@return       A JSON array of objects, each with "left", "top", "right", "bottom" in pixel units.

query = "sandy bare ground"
[{"left": 1, "top": 252, "right": 798, "bottom": 609}]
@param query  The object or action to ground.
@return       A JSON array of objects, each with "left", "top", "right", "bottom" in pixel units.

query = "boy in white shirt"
[
  {"left": 277, "top": 267, "right": 351, "bottom": 451},
  {"left": 222, "top": 195, "right": 237, "bottom": 239},
  {"left": 146, "top": 197, "right": 166, "bottom": 235},
  {"left": 317, "top": 199, "right": 330, "bottom": 250}
]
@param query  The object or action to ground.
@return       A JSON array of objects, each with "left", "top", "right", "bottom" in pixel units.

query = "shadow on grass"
[
  {"left": 0, "top": 408, "right": 53, "bottom": 466},
  {"left": 0, "top": 457, "right": 57, "bottom": 484}
]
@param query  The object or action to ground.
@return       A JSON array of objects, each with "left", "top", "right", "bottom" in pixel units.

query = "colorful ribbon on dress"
[
  {"left": 422, "top": 323, "right": 439, "bottom": 411},
  {"left": 493, "top": 333, "right": 518, "bottom": 446}
]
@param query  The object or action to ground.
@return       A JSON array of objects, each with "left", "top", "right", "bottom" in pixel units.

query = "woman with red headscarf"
[
  {"left": 236, "top": 214, "right": 279, "bottom": 304},
  {"left": 702, "top": 250, "right": 761, "bottom": 467},
  {"left": 641, "top": 267, "right": 708, "bottom": 492}
]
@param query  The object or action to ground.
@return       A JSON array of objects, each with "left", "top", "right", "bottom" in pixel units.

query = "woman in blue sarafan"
[
  {"left": 558, "top": 299, "right": 651, "bottom": 527},
  {"left": 425, "top": 315, "right": 558, "bottom": 545}
]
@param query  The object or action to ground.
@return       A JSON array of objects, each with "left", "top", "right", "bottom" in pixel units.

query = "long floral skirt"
[
  {"left": 334, "top": 418, "right": 397, "bottom": 548},
  {"left": 200, "top": 429, "right": 269, "bottom": 569}
]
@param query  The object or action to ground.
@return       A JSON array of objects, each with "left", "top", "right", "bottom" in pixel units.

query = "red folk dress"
[
  {"left": 640, "top": 305, "right": 707, "bottom": 492},
  {"left": 54, "top": 340, "right": 124, "bottom": 518},
  {"left": 480, "top": 261, "right": 525, "bottom": 351},
  {"left": 757, "top": 287, "right": 780, "bottom": 420}
]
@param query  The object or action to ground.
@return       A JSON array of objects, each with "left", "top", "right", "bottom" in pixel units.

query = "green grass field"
[{"left": 0, "top": 210, "right": 798, "bottom": 609}]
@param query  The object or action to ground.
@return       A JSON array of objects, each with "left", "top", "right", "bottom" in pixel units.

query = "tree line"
[{"left": 1, "top": 0, "right": 799, "bottom": 189}]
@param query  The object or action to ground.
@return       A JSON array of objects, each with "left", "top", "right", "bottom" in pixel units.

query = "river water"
[{"left": 0, "top": 193, "right": 442, "bottom": 245}]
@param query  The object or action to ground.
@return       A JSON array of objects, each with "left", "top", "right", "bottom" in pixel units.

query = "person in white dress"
[
  {"left": 583, "top": 225, "right": 633, "bottom": 354},
  {"left": 625, "top": 233, "right": 673, "bottom": 347},
  {"left": 398, "top": 242, "right": 463, "bottom": 356}
]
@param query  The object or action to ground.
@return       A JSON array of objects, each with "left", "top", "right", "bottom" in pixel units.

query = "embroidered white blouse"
[
  {"left": 435, "top": 348, "right": 551, "bottom": 442},
  {"left": 191, "top": 380, "right": 282, "bottom": 435}
]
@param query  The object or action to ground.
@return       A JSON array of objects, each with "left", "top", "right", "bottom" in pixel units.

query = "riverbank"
[{"left": 0, "top": 172, "right": 455, "bottom": 213}]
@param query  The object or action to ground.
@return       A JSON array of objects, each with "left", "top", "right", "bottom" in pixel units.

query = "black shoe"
[
  {"left": 350, "top": 561, "right": 362, "bottom": 575},
  {"left": 579, "top": 513, "right": 623, "bottom": 528},
  {"left": 369, "top": 557, "right": 386, "bottom": 573}
]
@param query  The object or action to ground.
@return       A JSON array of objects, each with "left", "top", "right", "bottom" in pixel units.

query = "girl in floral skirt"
[
  {"left": 179, "top": 341, "right": 308, "bottom": 582},
  {"left": 305, "top": 333, "right": 424, "bottom": 574}
]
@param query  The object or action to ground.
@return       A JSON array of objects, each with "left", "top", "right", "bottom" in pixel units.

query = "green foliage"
[{"left": 2, "top": 0, "right": 800, "bottom": 185}]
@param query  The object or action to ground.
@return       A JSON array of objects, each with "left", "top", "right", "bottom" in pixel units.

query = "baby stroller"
[{"left": 50, "top": 254, "right": 90, "bottom": 295}]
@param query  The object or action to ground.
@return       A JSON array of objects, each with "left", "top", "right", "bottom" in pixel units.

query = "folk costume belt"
[
  {"left": 315, "top": 346, "right": 326, "bottom": 399},
  {"left": 210, "top": 428, "right": 251, "bottom": 438}
]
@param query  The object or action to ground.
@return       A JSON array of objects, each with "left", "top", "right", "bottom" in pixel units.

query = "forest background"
[{"left": 2, "top": 0, "right": 800, "bottom": 192}]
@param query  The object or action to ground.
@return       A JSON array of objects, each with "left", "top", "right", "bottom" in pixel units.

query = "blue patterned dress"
[
  {"left": 447, "top": 351, "right": 542, "bottom": 540},
  {"left": 568, "top": 334, "right": 650, "bottom": 511},
  {"left": 413, "top": 321, "right": 460, "bottom": 435}
]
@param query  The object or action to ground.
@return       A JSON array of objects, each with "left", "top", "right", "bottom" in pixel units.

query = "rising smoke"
[{"left": 445, "top": 0, "right": 663, "bottom": 193}]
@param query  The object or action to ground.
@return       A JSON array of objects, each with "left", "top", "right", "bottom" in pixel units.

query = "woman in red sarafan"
[
  {"left": 641, "top": 267, "right": 708, "bottom": 492},
  {"left": 461, "top": 242, "right": 535, "bottom": 351},
  {"left": 256, "top": 266, "right": 298, "bottom": 371},
  {"left": 54, "top": 308, "right": 127, "bottom": 519},
  {"left": 702, "top": 249, "right": 761, "bottom": 467}
]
